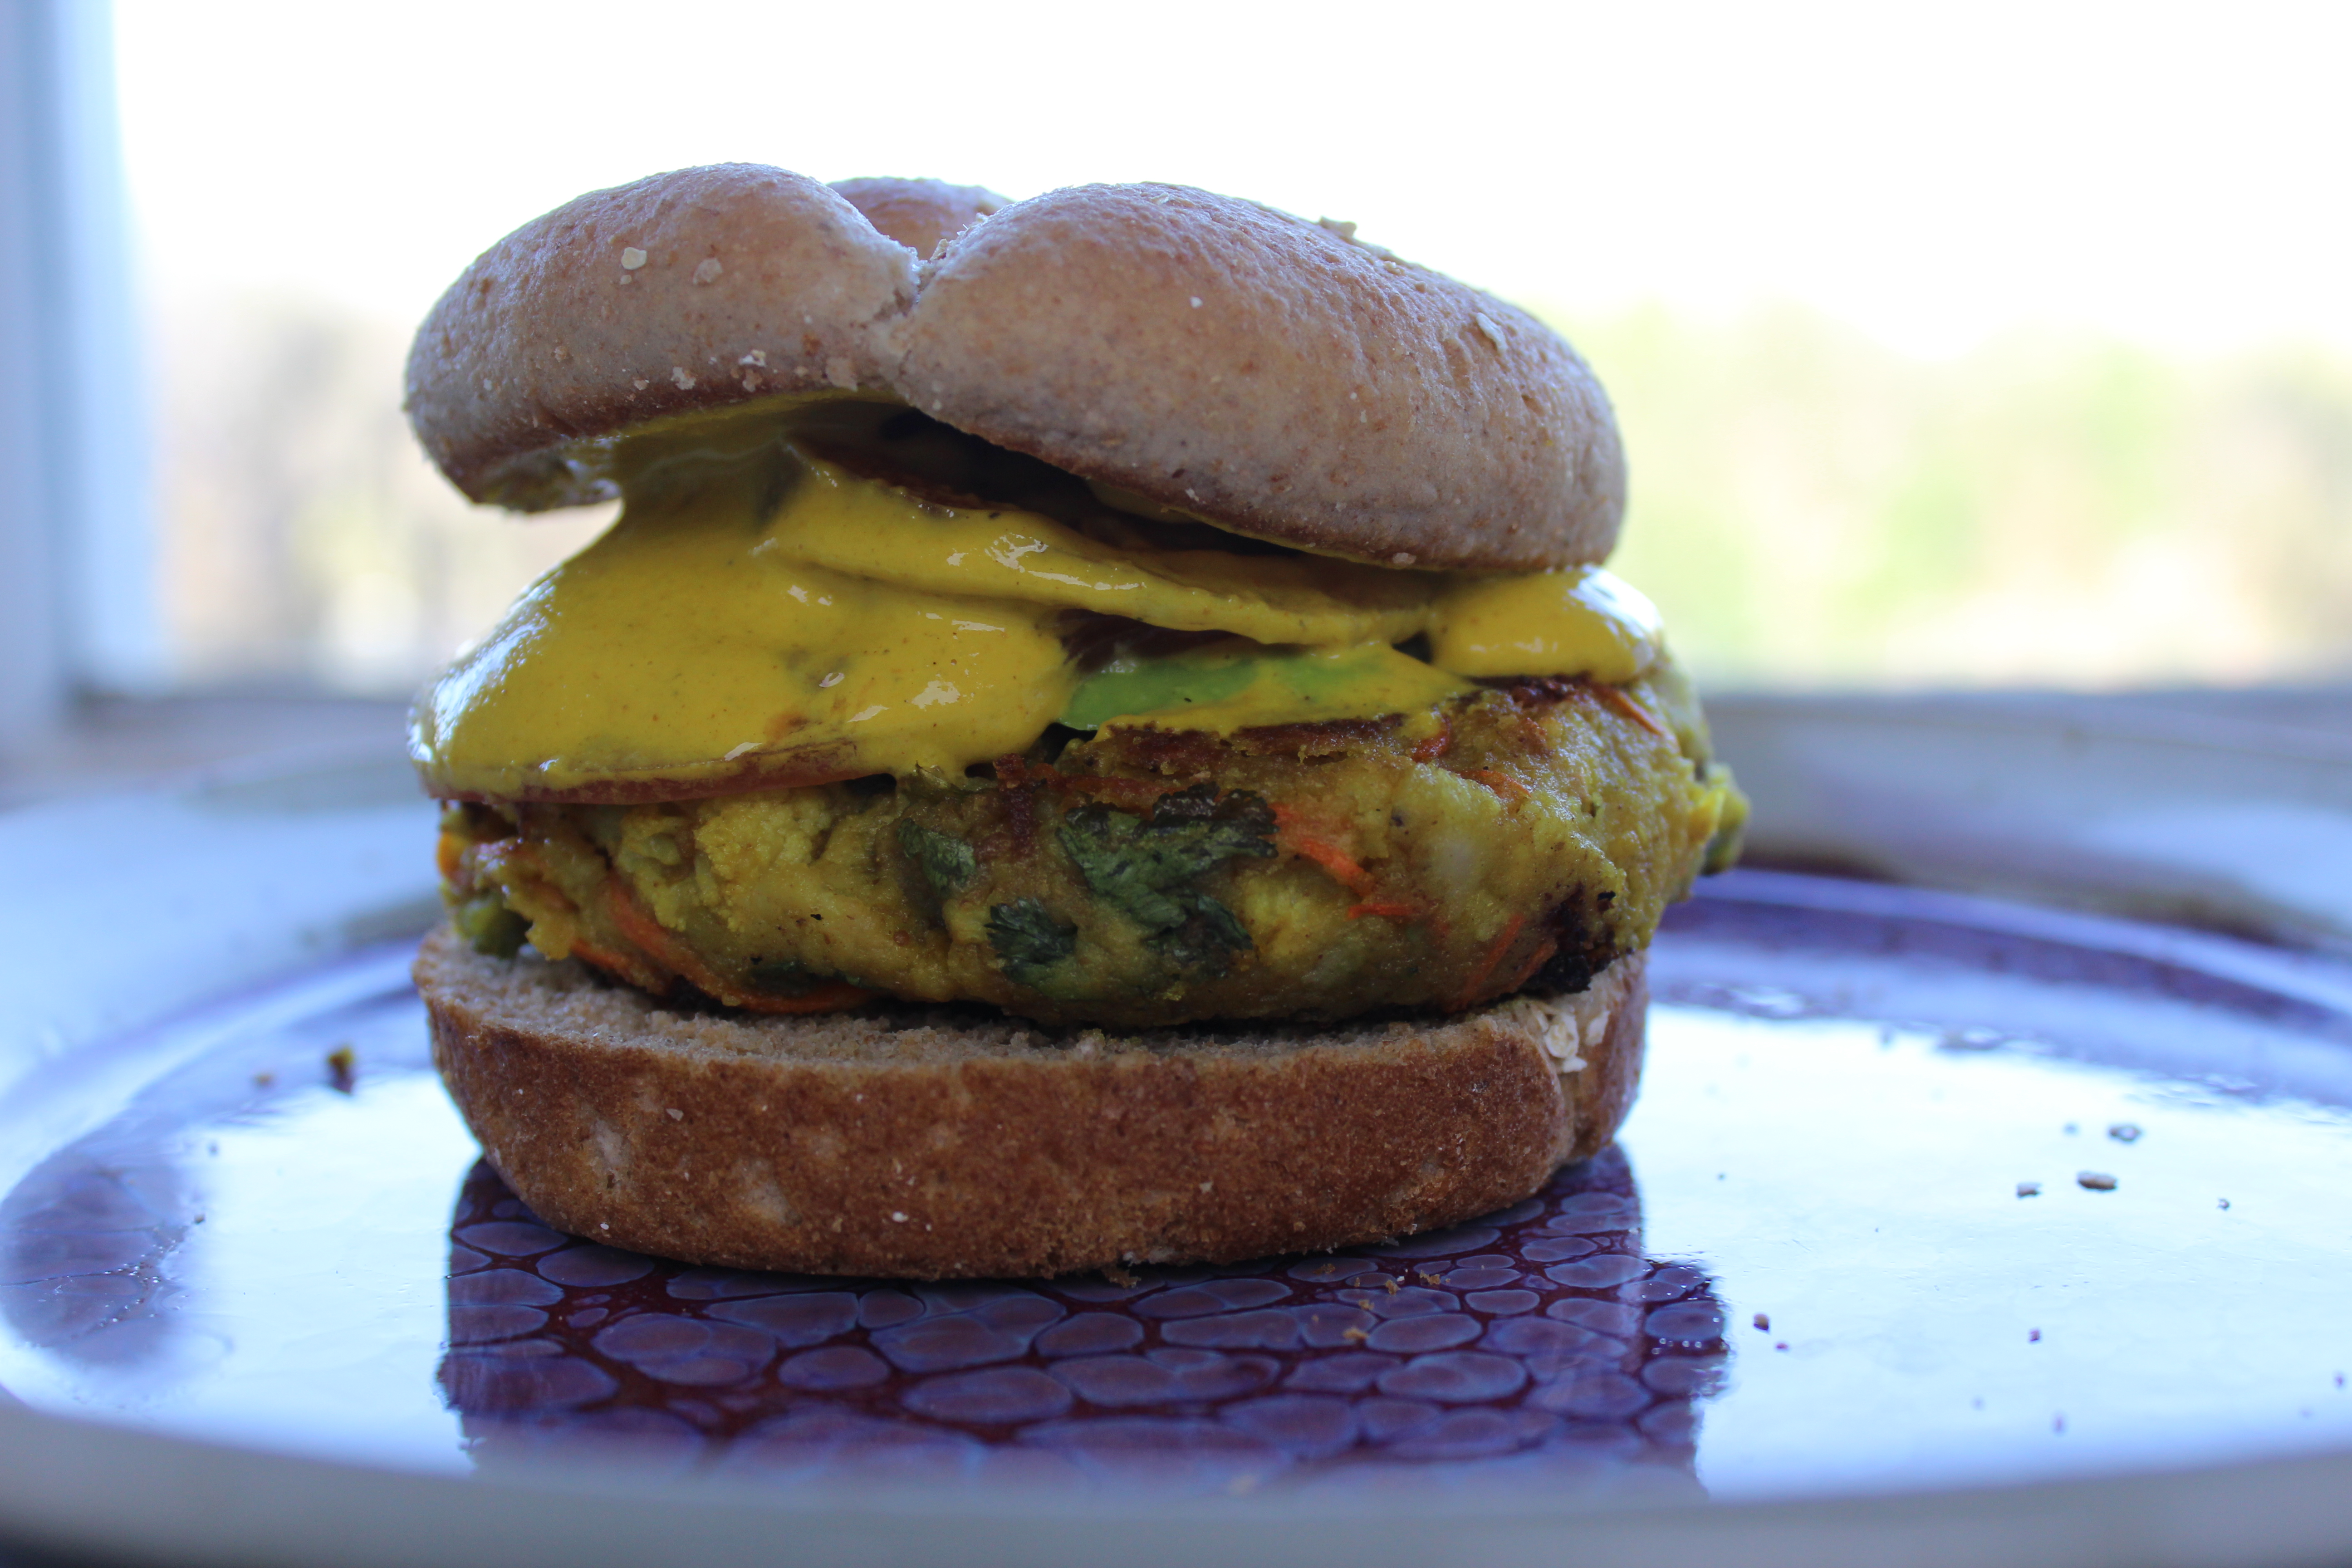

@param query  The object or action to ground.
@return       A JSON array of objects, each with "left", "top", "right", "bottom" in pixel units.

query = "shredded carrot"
[
  {"left": 1269, "top": 803, "right": 1379, "bottom": 895},
  {"left": 606, "top": 882, "right": 870, "bottom": 1014},
  {"left": 1452, "top": 913, "right": 1528, "bottom": 1010},
  {"left": 568, "top": 940, "right": 664, "bottom": 995},
  {"left": 1465, "top": 767, "right": 1530, "bottom": 804},
  {"left": 1500, "top": 936, "right": 1560, "bottom": 994},
  {"left": 1272, "top": 800, "right": 1333, "bottom": 828},
  {"left": 1593, "top": 683, "right": 1670, "bottom": 738},
  {"left": 1348, "top": 901, "right": 1420, "bottom": 921},
  {"left": 1289, "top": 833, "right": 1377, "bottom": 896},
  {"left": 603, "top": 881, "right": 664, "bottom": 951},
  {"left": 1410, "top": 718, "right": 1453, "bottom": 763},
  {"left": 603, "top": 883, "right": 688, "bottom": 979},
  {"left": 569, "top": 941, "right": 628, "bottom": 970},
  {"left": 604, "top": 884, "right": 724, "bottom": 998}
]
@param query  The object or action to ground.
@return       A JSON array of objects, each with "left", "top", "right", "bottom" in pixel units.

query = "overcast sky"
[{"left": 114, "top": 0, "right": 2352, "bottom": 357}]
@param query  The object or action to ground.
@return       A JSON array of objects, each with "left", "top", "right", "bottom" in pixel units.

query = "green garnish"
[
  {"left": 1056, "top": 784, "right": 1274, "bottom": 971},
  {"left": 987, "top": 898, "right": 1078, "bottom": 986},
  {"left": 1060, "top": 647, "right": 1263, "bottom": 730},
  {"left": 897, "top": 818, "right": 979, "bottom": 898},
  {"left": 1058, "top": 641, "right": 1469, "bottom": 732}
]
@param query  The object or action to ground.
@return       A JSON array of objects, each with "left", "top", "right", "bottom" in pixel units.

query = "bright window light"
[{"left": 106, "top": 0, "right": 2352, "bottom": 693}]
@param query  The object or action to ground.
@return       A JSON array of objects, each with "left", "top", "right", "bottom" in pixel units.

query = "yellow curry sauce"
[{"left": 412, "top": 416, "right": 1667, "bottom": 801}]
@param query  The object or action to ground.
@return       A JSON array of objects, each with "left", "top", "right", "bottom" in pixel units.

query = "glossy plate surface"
[{"left": 6, "top": 867, "right": 2352, "bottom": 1528}]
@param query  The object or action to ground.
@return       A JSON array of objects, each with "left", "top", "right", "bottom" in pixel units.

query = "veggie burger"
[{"left": 408, "top": 166, "right": 1746, "bottom": 1278}]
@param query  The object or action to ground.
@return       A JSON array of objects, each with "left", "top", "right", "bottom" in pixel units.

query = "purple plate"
[
  {"left": 435, "top": 1148, "right": 1717, "bottom": 1487},
  {"left": 5, "top": 869, "right": 2352, "bottom": 1513}
]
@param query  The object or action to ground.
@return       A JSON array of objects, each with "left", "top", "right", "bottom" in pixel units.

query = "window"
[{"left": 24, "top": 5, "right": 2348, "bottom": 725}]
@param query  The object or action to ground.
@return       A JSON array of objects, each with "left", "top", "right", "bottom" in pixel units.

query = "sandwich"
[{"left": 406, "top": 165, "right": 1745, "bottom": 1279}]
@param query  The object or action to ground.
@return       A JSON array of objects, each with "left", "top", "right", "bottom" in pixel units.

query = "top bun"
[
  {"left": 405, "top": 165, "right": 1625, "bottom": 571},
  {"left": 830, "top": 176, "right": 1005, "bottom": 259}
]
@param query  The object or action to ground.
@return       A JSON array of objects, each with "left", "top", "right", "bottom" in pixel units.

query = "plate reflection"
[{"left": 439, "top": 1149, "right": 1725, "bottom": 1487}]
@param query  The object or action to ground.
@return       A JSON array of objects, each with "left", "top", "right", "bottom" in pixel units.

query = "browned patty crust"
[{"left": 441, "top": 675, "right": 1737, "bottom": 1030}]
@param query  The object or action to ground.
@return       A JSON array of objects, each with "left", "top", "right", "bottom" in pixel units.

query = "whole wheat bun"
[
  {"left": 404, "top": 164, "right": 1626, "bottom": 572},
  {"left": 829, "top": 176, "right": 1005, "bottom": 259},
  {"left": 417, "top": 926, "right": 1646, "bottom": 1279}
]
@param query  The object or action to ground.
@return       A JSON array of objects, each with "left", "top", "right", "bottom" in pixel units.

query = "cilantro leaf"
[
  {"left": 897, "top": 818, "right": 979, "bottom": 898},
  {"left": 1147, "top": 894, "right": 1254, "bottom": 970},
  {"left": 987, "top": 897, "right": 1077, "bottom": 986},
  {"left": 1056, "top": 785, "right": 1274, "bottom": 971}
]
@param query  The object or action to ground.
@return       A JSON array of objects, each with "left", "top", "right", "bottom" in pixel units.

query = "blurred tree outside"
[
  {"left": 1563, "top": 303, "right": 2352, "bottom": 690},
  {"left": 153, "top": 293, "right": 607, "bottom": 694},
  {"left": 144, "top": 292, "right": 2352, "bottom": 697}
]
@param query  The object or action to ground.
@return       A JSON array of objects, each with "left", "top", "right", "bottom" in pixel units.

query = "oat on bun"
[{"left": 407, "top": 164, "right": 1746, "bottom": 1279}]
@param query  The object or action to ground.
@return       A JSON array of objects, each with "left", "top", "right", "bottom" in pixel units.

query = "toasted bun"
[
  {"left": 405, "top": 165, "right": 1625, "bottom": 571},
  {"left": 416, "top": 926, "right": 1646, "bottom": 1279}
]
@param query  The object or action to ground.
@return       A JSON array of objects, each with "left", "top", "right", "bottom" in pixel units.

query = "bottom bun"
[{"left": 416, "top": 926, "right": 1647, "bottom": 1279}]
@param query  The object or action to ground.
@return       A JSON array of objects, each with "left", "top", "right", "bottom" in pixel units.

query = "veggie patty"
[{"left": 438, "top": 666, "right": 1743, "bottom": 1029}]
